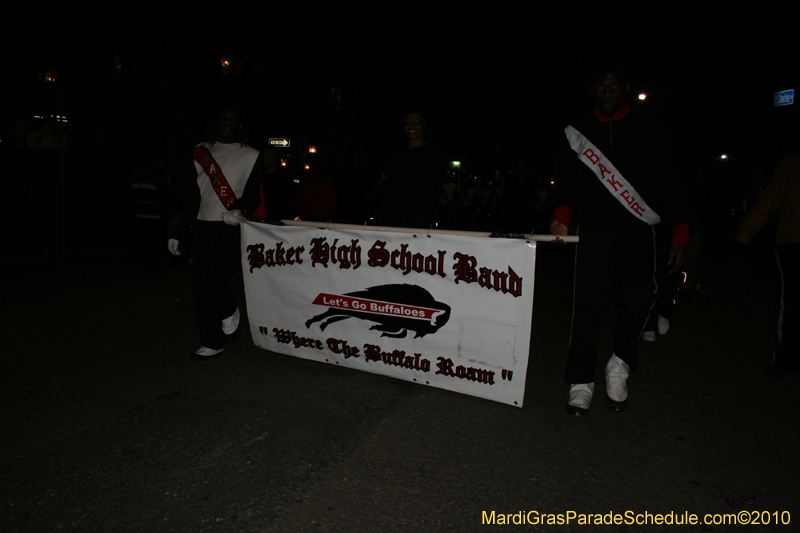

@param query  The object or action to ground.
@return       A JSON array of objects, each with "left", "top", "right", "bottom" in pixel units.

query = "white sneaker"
[
  {"left": 194, "top": 346, "right": 224, "bottom": 356},
  {"left": 642, "top": 331, "right": 656, "bottom": 342},
  {"left": 567, "top": 383, "right": 594, "bottom": 416},
  {"left": 604, "top": 354, "right": 629, "bottom": 410},
  {"left": 657, "top": 315, "right": 670, "bottom": 335},
  {"left": 222, "top": 307, "right": 240, "bottom": 335}
]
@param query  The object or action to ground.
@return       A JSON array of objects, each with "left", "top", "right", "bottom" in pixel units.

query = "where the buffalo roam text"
[{"left": 267, "top": 328, "right": 501, "bottom": 385}]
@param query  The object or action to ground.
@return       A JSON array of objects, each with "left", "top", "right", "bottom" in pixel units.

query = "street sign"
[
  {"left": 774, "top": 89, "right": 794, "bottom": 107},
  {"left": 269, "top": 138, "right": 291, "bottom": 147}
]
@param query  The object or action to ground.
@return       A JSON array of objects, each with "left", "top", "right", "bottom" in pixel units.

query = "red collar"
[{"left": 594, "top": 102, "right": 631, "bottom": 122}]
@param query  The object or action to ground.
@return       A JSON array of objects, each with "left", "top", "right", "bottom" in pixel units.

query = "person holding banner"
[
  {"left": 168, "top": 106, "right": 266, "bottom": 361},
  {"left": 550, "top": 67, "right": 689, "bottom": 416}
]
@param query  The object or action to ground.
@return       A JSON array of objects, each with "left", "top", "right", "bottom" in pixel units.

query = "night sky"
[{"left": 4, "top": 8, "right": 795, "bottom": 195}]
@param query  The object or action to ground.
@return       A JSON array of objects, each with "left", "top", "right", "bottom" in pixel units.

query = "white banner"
[{"left": 240, "top": 222, "right": 536, "bottom": 407}]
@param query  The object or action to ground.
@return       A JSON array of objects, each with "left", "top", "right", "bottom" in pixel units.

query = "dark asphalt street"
[{"left": 1, "top": 243, "right": 798, "bottom": 532}]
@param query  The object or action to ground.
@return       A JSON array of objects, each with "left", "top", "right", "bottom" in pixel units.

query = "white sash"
[{"left": 565, "top": 125, "right": 660, "bottom": 225}]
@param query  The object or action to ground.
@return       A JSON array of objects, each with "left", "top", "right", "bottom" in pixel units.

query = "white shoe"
[
  {"left": 567, "top": 383, "right": 594, "bottom": 416},
  {"left": 194, "top": 346, "right": 224, "bottom": 356},
  {"left": 657, "top": 315, "right": 670, "bottom": 335},
  {"left": 604, "top": 354, "right": 630, "bottom": 410},
  {"left": 642, "top": 331, "right": 656, "bottom": 342},
  {"left": 222, "top": 307, "right": 240, "bottom": 335}
]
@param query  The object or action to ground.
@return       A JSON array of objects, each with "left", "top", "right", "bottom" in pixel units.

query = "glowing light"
[
  {"left": 449, "top": 161, "right": 461, "bottom": 168},
  {"left": 638, "top": 93, "right": 647, "bottom": 101},
  {"left": 308, "top": 146, "right": 316, "bottom": 153},
  {"left": 304, "top": 164, "right": 310, "bottom": 170},
  {"left": 720, "top": 154, "right": 728, "bottom": 160}
]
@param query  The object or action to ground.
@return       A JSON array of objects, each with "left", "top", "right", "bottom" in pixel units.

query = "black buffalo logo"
[{"left": 305, "top": 284, "right": 451, "bottom": 338}]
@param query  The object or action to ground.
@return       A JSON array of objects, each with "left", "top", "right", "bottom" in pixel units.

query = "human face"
[
  {"left": 404, "top": 114, "right": 425, "bottom": 141},
  {"left": 218, "top": 109, "right": 242, "bottom": 141},
  {"left": 262, "top": 149, "right": 279, "bottom": 169},
  {"left": 591, "top": 73, "right": 630, "bottom": 117}
]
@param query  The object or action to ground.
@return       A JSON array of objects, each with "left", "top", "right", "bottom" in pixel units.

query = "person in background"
[
  {"left": 376, "top": 111, "right": 444, "bottom": 229},
  {"left": 736, "top": 151, "right": 800, "bottom": 375},
  {"left": 121, "top": 157, "right": 172, "bottom": 269},
  {"left": 294, "top": 163, "right": 338, "bottom": 222},
  {"left": 252, "top": 147, "right": 295, "bottom": 221}
]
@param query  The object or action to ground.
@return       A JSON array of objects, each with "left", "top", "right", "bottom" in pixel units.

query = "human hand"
[
  {"left": 221, "top": 209, "right": 244, "bottom": 226},
  {"left": 668, "top": 244, "right": 688, "bottom": 274},
  {"left": 168, "top": 238, "right": 181, "bottom": 256},
  {"left": 550, "top": 219, "right": 568, "bottom": 245}
]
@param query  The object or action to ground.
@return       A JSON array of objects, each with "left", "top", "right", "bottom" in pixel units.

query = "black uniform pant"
[
  {"left": 645, "top": 223, "right": 684, "bottom": 329},
  {"left": 775, "top": 244, "right": 800, "bottom": 372},
  {"left": 191, "top": 221, "right": 241, "bottom": 350},
  {"left": 564, "top": 224, "right": 656, "bottom": 385}
]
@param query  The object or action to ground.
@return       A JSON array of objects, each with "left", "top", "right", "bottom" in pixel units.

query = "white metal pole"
[{"left": 276, "top": 219, "right": 579, "bottom": 243}]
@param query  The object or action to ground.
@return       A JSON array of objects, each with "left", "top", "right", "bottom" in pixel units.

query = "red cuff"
[
  {"left": 230, "top": 199, "right": 249, "bottom": 216},
  {"left": 671, "top": 224, "right": 689, "bottom": 246},
  {"left": 552, "top": 205, "right": 573, "bottom": 228}
]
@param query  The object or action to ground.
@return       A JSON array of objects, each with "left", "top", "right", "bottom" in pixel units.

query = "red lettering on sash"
[
  {"left": 583, "top": 149, "right": 599, "bottom": 165},
  {"left": 620, "top": 189, "right": 634, "bottom": 205},
  {"left": 631, "top": 202, "right": 645, "bottom": 216},
  {"left": 599, "top": 164, "right": 622, "bottom": 191}
]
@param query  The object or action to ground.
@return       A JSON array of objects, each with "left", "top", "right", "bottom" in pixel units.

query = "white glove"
[
  {"left": 168, "top": 238, "right": 181, "bottom": 256},
  {"left": 221, "top": 209, "right": 244, "bottom": 226}
]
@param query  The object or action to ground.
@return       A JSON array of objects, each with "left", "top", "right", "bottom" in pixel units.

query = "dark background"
[{"left": 2, "top": 8, "right": 796, "bottom": 258}]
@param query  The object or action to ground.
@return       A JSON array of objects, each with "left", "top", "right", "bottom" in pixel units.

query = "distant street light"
[{"left": 638, "top": 93, "right": 647, "bottom": 101}]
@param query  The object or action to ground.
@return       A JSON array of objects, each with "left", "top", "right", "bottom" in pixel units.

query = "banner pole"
[{"left": 273, "top": 219, "right": 579, "bottom": 243}]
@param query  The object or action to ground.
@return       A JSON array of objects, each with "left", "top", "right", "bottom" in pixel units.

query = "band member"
[
  {"left": 169, "top": 106, "right": 265, "bottom": 360},
  {"left": 551, "top": 66, "right": 689, "bottom": 416}
]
